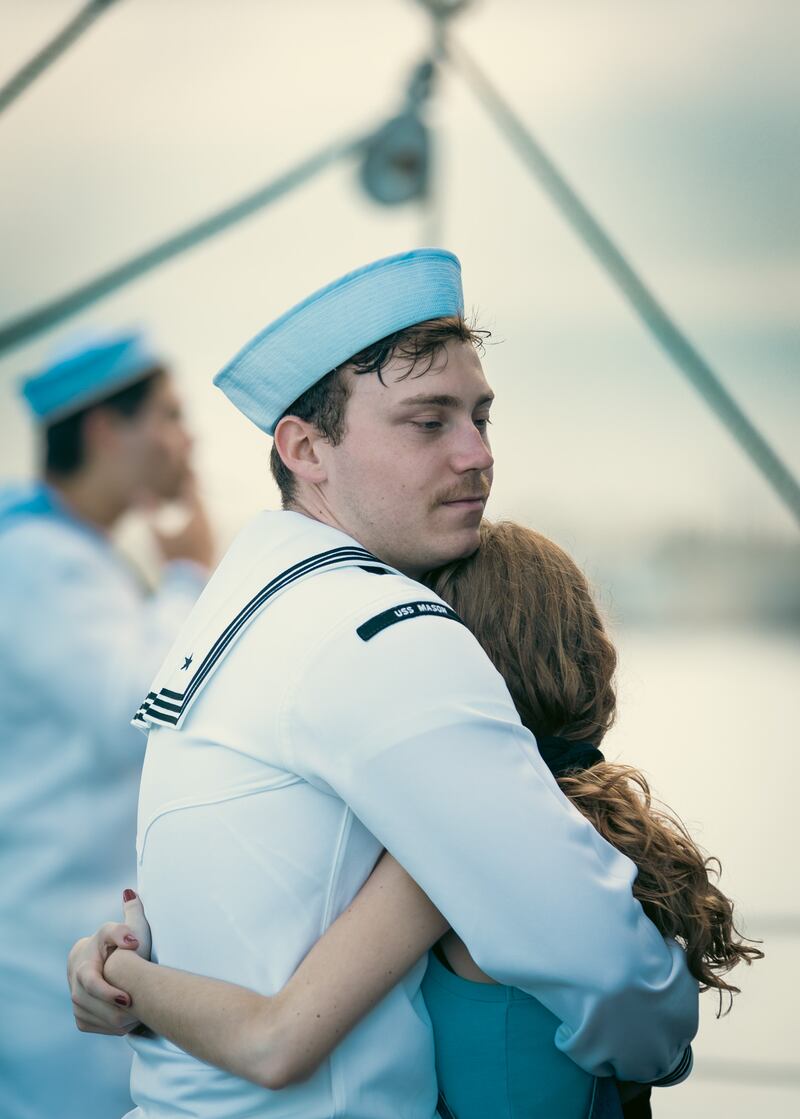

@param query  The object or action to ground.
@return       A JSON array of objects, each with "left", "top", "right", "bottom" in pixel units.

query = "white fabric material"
[
  {"left": 133, "top": 536, "right": 393, "bottom": 731},
  {"left": 0, "top": 494, "right": 205, "bottom": 1119},
  {"left": 128, "top": 511, "right": 697, "bottom": 1119}
]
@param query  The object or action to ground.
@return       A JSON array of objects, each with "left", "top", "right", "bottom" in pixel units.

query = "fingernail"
[
  {"left": 123, "top": 935, "right": 139, "bottom": 946},
  {"left": 122, "top": 889, "right": 137, "bottom": 902},
  {"left": 114, "top": 995, "right": 130, "bottom": 1007}
]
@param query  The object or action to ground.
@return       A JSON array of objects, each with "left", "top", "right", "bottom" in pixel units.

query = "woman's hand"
[
  {"left": 120, "top": 889, "right": 152, "bottom": 961},
  {"left": 68, "top": 924, "right": 141, "bottom": 1035},
  {"left": 67, "top": 889, "right": 151, "bottom": 1035}
]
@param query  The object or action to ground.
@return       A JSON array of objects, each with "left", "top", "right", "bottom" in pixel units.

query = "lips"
[{"left": 441, "top": 495, "right": 487, "bottom": 508}]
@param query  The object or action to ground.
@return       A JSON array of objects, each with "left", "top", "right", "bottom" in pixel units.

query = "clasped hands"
[{"left": 67, "top": 891, "right": 151, "bottom": 1035}]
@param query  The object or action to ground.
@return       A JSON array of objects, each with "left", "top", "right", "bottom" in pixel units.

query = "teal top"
[{"left": 422, "top": 950, "right": 599, "bottom": 1118}]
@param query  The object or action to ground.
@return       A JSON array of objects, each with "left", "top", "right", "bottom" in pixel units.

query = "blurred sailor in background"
[{"left": 0, "top": 332, "right": 214, "bottom": 1119}]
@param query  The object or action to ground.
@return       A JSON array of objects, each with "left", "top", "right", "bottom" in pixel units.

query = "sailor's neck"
[
  {"left": 284, "top": 501, "right": 420, "bottom": 579},
  {"left": 44, "top": 472, "right": 128, "bottom": 533}
]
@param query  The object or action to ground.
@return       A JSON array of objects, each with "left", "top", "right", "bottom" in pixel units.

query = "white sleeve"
[
  {"left": 284, "top": 597, "right": 698, "bottom": 1082},
  {"left": 0, "top": 531, "right": 204, "bottom": 762}
]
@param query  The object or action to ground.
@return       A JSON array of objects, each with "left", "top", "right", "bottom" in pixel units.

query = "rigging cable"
[
  {"left": 445, "top": 36, "right": 800, "bottom": 530},
  {"left": 0, "top": 0, "right": 124, "bottom": 118},
  {"left": 0, "top": 131, "right": 368, "bottom": 357}
]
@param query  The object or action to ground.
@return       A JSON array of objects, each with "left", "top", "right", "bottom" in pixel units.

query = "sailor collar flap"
[{"left": 132, "top": 543, "right": 394, "bottom": 732}]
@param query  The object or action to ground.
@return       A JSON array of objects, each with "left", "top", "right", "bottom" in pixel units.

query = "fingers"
[
  {"left": 73, "top": 1003, "right": 138, "bottom": 1036},
  {"left": 68, "top": 924, "right": 142, "bottom": 1036},
  {"left": 122, "top": 889, "right": 146, "bottom": 925},
  {"left": 122, "top": 888, "right": 153, "bottom": 960},
  {"left": 71, "top": 957, "right": 139, "bottom": 1035},
  {"left": 75, "top": 951, "right": 133, "bottom": 1007},
  {"left": 147, "top": 481, "right": 214, "bottom": 568},
  {"left": 102, "top": 919, "right": 141, "bottom": 955}
]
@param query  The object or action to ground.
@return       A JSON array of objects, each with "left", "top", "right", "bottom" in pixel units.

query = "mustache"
[{"left": 436, "top": 479, "right": 491, "bottom": 504}]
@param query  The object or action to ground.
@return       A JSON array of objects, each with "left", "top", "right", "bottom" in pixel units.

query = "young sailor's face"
[
  {"left": 118, "top": 375, "right": 194, "bottom": 501},
  {"left": 324, "top": 340, "right": 494, "bottom": 576}
]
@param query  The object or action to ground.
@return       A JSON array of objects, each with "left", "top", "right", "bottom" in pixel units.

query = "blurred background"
[{"left": 1, "top": 0, "right": 798, "bottom": 1111}]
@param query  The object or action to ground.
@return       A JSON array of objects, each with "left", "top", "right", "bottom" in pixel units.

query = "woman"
[{"left": 82, "top": 522, "right": 761, "bottom": 1116}]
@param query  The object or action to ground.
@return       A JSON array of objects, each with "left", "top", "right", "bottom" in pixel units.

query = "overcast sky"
[{"left": 1, "top": 0, "right": 798, "bottom": 551}]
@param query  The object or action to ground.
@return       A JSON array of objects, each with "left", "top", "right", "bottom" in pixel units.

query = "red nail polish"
[
  {"left": 114, "top": 995, "right": 129, "bottom": 1007},
  {"left": 122, "top": 889, "right": 136, "bottom": 902},
  {"left": 123, "top": 935, "right": 138, "bottom": 946}
]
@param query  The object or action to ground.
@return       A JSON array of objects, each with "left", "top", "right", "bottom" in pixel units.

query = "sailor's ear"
[
  {"left": 273, "top": 416, "right": 329, "bottom": 486},
  {"left": 81, "top": 406, "right": 126, "bottom": 458}
]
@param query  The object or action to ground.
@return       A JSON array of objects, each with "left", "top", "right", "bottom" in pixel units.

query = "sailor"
[
  {"left": 0, "top": 332, "right": 213, "bottom": 1119},
  {"left": 69, "top": 251, "right": 697, "bottom": 1118}
]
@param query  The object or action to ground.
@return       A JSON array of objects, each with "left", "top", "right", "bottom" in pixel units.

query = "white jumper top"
[
  {"left": 128, "top": 510, "right": 697, "bottom": 1119},
  {"left": 0, "top": 483, "right": 205, "bottom": 1119}
]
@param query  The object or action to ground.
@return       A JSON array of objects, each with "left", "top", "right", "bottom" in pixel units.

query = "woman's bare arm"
[{"left": 104, "top": 853, "right": 447, "bottom": 1089}]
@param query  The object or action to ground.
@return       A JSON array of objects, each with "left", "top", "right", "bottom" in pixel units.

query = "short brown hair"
[
  {"left": 426, "top": 521, "right": 763, "bottom": 1010},
  {"left": 44, "top": 367, "right": 165, "bottom": 477},
  {"left": 269, "top": 315, "right": 488, "bottom": 506}
]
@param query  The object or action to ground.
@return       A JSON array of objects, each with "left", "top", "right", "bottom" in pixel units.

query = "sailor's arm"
[{"left": 286, "top": 597, "right": 698, "bottom": 1083}]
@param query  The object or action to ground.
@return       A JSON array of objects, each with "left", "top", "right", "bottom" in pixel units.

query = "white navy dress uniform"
[
  {"left": 0, "top": 337, "right": 206, "bottom": 1119},
  {"left": 126, "top": 251, "right": 698, "bottom": 1118}
]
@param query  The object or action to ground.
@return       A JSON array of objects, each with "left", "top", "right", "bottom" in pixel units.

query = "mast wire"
[
  {"left": 0, "top": 0, "right": 125, "bottom": 118},
  {"left": 0, "top": 132, "right": 367, "bottom": 356},
  {"left": 446, "top": 36, "right": 800, "bottom": 529}
]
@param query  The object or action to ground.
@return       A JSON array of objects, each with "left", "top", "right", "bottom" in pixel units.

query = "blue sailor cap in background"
[
  {"left": 214, "top": 247, "right": 464, "bottom": 435},
  {"left": 20, "top": 330, "right": 162, "bottom": 423}
]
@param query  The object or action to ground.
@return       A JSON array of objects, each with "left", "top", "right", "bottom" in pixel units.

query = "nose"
[{"left": 452, "top": 420, "right": 494, "bottom": 475}]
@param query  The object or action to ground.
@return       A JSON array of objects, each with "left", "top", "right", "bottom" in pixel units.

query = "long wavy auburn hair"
[{"left": 426, "top": 521, "right": 763, "bottom": 1013}]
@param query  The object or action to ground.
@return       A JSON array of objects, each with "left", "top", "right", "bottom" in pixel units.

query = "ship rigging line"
[
  {"left": 0, "top": 132, "right": 367, "bottom": 357},
  {"left": 445, "top": 36, "right": 800, "bottom": 530},
  {"left": 0, "top": 0, "right": 125, "bottom": 118},
  {"left": 2, "top": 6, "right": 796, "bottom": 528}
]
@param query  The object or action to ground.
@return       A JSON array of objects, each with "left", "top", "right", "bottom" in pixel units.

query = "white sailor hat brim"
[
  {"left": 21, "top": 331, "right": 162, "bottom": 423},
  {"left": 213, "top": 248, "right": 464, "bottom": 435}
]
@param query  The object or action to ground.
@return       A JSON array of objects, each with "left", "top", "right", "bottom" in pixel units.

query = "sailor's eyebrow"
[{"left": 395, "top": 393, "right": 495, "bottom": 409}]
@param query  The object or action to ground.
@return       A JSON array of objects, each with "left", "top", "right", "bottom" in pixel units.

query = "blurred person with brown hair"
[
  {"left": 74, "top": 519, "right": 759, "bottom": 1117},
  {"left": 0, "top": 332, "right": 213, "bottom": 1119}
]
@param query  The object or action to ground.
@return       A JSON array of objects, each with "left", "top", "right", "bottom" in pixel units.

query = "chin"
[
  {"left": 427, "top": 527, "right": 482, "bottom": 570},
  {"left": 452, "top": 531, "right": 482, "bottom": 560},
  {"left": 155, "top": 470, "right": 188, "bottom": 502},
  {"left": 151, "top": 483, "right": 180, "bottom": 503}
]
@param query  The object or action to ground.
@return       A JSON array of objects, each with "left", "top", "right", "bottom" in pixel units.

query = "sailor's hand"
[
  {"left": 151, "top": 472, "right": 215, "bottom": 571},
  {"left": 67, "top": 923, "right": 142, "bottom": 1035}
]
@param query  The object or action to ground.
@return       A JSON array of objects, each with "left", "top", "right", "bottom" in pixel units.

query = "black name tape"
[{"left": 357, "top": 600, "right": 464, "bottom": 642}]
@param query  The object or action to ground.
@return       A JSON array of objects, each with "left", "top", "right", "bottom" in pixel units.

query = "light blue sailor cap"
[
  {"left": 214, "top": 248, "right": 464, "bottom": 435},
  {"left": 20, "top": 330, "right": 162, "bottom": 423}
]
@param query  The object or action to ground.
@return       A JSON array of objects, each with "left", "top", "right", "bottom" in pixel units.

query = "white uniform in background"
[
  {"left": 0, "top": 483, "right": 205, "bottom": 1119},
  {"left": 127, "top": 509, "right": 697, "bottom": 1119}
]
